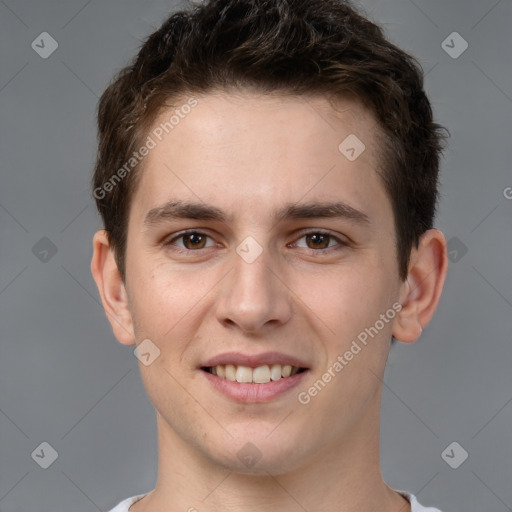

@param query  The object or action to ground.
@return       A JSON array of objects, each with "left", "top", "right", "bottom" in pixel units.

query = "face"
[{"left": 122, "top": 90, "right": 404, "bottom": 474}]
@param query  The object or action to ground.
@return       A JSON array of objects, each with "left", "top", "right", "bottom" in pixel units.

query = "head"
[
  {"left": 91, "top": 0, "right": 448, "bottom": 475},
  {"left": 93, "top": 0, "right": 448, "bottom": 281}
]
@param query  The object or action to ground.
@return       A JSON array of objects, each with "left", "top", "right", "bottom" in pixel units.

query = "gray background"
[{"left": 0, "top": 0, "right": 511, "bottom": 510}]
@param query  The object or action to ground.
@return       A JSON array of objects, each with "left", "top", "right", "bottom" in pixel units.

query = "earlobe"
[
  {"left": 90, "top": 230, "right": 136, "bottom": 346},
  {"left": 392, "top": 229, "right": 448, "bottom": 343}
]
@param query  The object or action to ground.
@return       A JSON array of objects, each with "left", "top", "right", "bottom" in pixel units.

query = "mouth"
[
  {"left": 201, "top": 364, "right": 307, "bottom": 384},
  {"left": 199, "top": 352, "right": 310, "bottom": 402}
]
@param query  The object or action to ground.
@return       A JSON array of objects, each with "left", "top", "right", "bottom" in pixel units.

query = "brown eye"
[
  {"left": 181, "top": 232, "right": 207, "bottom": 249},
  {"left": 305, "top": 233, "right": 331, "bottom": 249},
  {"left": 165, "top": 231, "right": 215, "bottom": 251},
  {"left": 291, "top": 231, "right": 347, "bottom": 252}
]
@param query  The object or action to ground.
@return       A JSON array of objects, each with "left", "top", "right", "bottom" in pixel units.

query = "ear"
[
  {"left": 91, "top": 230, "right": 136, "bottom": 346},
  {"left": 393, "top": 229, "right": 448, "bottom": 343}
]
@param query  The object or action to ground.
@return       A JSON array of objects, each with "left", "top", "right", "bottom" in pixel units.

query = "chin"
[{"left": 206, "top": 429, "right": 309, "bottom": 476}]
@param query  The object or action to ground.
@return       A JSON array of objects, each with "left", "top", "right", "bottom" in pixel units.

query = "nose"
[{"left": 214, "top": 243, "right": 293, "bottom": 335}]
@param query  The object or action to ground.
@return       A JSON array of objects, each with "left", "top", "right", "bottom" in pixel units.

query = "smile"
[
  {"left": 199, "top": 351, "right": 310, "bottom": 402},
  {"left": 202, "top": 364, "right": 306, "bottom": 384}
]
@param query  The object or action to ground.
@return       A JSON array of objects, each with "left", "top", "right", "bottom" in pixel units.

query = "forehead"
[
  {"left": 147, "top": 90, "right": 380, "bottom": 161},
  {"left": 131, "top": 90, "right": 391, "bottom": 228}
]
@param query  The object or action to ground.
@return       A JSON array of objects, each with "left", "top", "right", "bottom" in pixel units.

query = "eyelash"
[{"left": 163, "top": 229, "right": 348, "bottom": 254}]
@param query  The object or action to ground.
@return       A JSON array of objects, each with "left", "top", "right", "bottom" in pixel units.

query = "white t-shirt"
[{"left": 107, "top": 490, "right": 442, "bottom": 511}]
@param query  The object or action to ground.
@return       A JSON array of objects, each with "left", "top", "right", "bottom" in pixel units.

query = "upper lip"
[{"left": 201, "top": 351, "right": 310, "bottom": 369}]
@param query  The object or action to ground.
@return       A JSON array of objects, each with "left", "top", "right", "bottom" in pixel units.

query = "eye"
[
  {"left": 165, "top": 231, "right": 215, "bottom": 251},
  {"left": 163, "top": 229, "right": 347, "bottom": 253},
  {"left": 291, "top": 231, "right": 346, "bottom": 251}
]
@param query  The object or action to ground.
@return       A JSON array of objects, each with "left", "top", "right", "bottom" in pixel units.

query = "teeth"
[
  {"left": 225, "top": 364, "right": 236, "bottom": 381},
  {"left": 253, "top": 365, "right": 271, "bottom": 384},
  {"left": 235, "top": 366, "right": 253, "bottom": 383},
  {"left": 208, "top": 364, "right": 303, "bottom": 383},
  {"left": 281, "top": 364, "right": 292, "bottom": 377},
  {"left": 270, "top": 364, "right": 282, "bottom": 381}
]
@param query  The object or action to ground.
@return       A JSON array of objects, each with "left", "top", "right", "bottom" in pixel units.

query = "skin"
[{"left": 92, "top": 90, "right": 448, "bottom": 512}]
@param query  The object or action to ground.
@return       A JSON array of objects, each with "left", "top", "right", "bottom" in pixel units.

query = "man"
[{"left": 91, "top": 0, "right": 449, "bottom": 510}]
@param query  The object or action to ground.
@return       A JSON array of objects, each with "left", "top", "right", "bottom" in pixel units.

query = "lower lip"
[{"left": 201, "top": 369, "right": 309, "bottom": 403}]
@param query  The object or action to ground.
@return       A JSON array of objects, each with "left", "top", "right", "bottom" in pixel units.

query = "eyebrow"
[{"left": 143, "top": 200, "right": 370, "bottom": 227}]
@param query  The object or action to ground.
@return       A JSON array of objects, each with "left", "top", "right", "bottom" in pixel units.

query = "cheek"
[
  {"left": 127, "top": 259, "right": 224, "bottom": 374},
  {"left": 127, "top": 262, "right": 195, "bottom": 342},
  {"left": 298, "top": 259, "right": 393, "bottom": 344}
]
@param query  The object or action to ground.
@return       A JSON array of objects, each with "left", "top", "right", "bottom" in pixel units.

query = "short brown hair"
[{"left": 92, "top": 0, "right": 449, "bottom": 280}]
